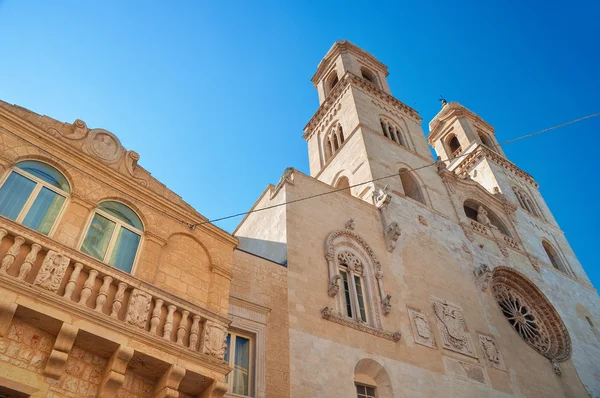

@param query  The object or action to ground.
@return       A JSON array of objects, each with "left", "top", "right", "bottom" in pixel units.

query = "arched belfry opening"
[
  {"left": 360, "top": 67, "right": 378, "bottom": 87},
  {"left": 447, "top": 135, "right": 462, "bottom": 158},
  {"left": 354, "top": 359, "right": 394, "bottom": 398},
  {"left": 463, "top": 200, "right": 511, "bottom": 237}
]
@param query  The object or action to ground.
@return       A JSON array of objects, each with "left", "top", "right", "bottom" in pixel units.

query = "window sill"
[{"left": 321, "top": 307, "right": 401, "bottom": 342}]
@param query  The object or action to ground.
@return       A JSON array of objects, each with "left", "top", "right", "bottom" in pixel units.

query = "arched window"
[
  {"left": 355, "top": 359, "right": 393, "bottom": 398},
  {"left": 399, "top": 168, "right": 424, "bottom": 204},
  {"left": 360, "top": 67, "right": 378, "bottom": 87},
  {"left": 335, "top": 176, "right": 351, "bottom": 195},
  {"left": 463, "top": 200, "right": 511, "bottom": 236},
  {"left": 323, "top": 123, "right": 345, "bottom": 162},
  {"left": 542, "top": 240, "right": 568, "bottom": 274},
  {"left": 479, "top": 131, "right": 497, "bottom": 152},
  {"left": 380, "top": 118, "right": 408, "bottom": 148},
  {"left": 337, "top": 250, "right": 368, "bottom": 322},
  {"left": 0, "top": 160, "right": 70, "bottom": 235},
  {"left": 81, "top": 201, "right": 143, "bottom": 273},
  {"left": 448, "top": 135, "right": 462, "bottom": 158},
  {"left": 327, "top": 72, "right": 339, "bottom": 94},
  {"left": 513, "top": 186, "right": 541, "bottom": 218}
]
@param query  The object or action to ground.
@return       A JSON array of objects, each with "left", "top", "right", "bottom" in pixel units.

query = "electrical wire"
[{"left": 192, "top": 111, "right": 600, "bottom": 227}]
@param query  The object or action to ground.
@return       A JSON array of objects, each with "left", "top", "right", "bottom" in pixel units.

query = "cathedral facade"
[{"left": 0, "top": 41, "right": 597, "bottom": 398}]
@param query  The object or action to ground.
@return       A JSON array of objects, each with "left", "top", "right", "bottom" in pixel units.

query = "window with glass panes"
[
  {"left": 224, "top": 331, "right": 253, "bottom": 396},
  {"left": 80, "top": 201, "right": 143, "bottom": 273},
  {"left": 356, "top": 383, "right": 376, "bottom": 398},
  {"left": 337, "top": 251, "right": 368, "bottom": 323},
  {"left": 0, "top": 161, "right": 70, "bottom": 235}
]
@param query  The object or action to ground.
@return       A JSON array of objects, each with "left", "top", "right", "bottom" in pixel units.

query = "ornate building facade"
[{"left": 0, "top": 40, "right": 598, "bottom": 398}]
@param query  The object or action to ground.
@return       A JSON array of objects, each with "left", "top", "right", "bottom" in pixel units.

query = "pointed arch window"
[
  {"left": 338, "top": 250, "right": 368, "bottom": 322},
  {"left": 335, "top": 176, "right": 351, "bottom": 195},
  {"left": 326, "top": 71, "right": 339, "bottom": 95},
  {"left": 0, "top": 160, "right": 70, "bottom": 235},
  {"left": 360, "top": 67, "right": 378, "bottom": 88},
  {"left": 80, "top": 201, "right": 143, "bottom": 273},
  {"left": 513, "top": 186, "right": 542, "bottom": 218},
  {"left": 448, "top": 135, "right": 462, "bottom": 158},
  {"left": 380, "top": 118, "right": 408, "bottom": 148},
  {"left": 542, "top": 240, "right": 568, "bottom": 274},
  {"left": 399, "top": 168, "right": 424, "bottom": 204},
  {"left": 323, "top": 123, "right": 345, "bottom": 162},
  {"left": 478, "top": 131, "right": 498, "bottom": 153}
]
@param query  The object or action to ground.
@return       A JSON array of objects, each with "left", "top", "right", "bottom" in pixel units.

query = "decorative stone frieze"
[
  {"left": 200, "top": 320, "right": 228, "bottom": 359},
  {"left": 321, "top": 307, "right": 401, "bottom": 342},
  {"left": 33, "top": 250, "right": 70, "bottom": 293},
  {"left": 125, "top": 288, "right": 152, "bottom": 329},
  {"left": 478, "top": 333, "right": 505, "bottom": 370},
  {"left": 432, "top": 299, "right": 476, "bottom": 357},
  {"left": 408, "top": 307, "right": 436, "bottom": 348}
]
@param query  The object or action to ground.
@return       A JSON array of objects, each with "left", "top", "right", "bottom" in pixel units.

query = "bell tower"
[{"left": 303, "top": 41, "right": 439, "bottom": 204}]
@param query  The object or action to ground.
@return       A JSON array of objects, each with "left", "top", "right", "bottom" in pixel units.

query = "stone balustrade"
[
  {"left": 470, "top": 220, "right": 490, "bottom": 236},
  {"left": 451, "top": 147, "right": 463, "bottom": 158},
  {"left": 503, "top": 235, "right": 520, "bottom": 250},
  {"left": 0, "top": 217, "right": 229, "bottom": 361}
]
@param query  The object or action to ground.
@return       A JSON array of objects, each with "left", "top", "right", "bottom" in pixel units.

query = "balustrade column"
[
  {"left": 95, "top": 276, "right": 113, "bottom": 312},
  {"left": 0, "top": 229, "right": 7, "bottom": 242},
  {"left": 149, "top": 299, "right": 163, "bottom": 334},
  {"left": 1, "top": 236, "right": 25, "bottom": 273},
  {"left": 79, "top": 270, "right": 98, "bottom": 305},
  {"left": 163, "top": 305, "right": 176, "bottom": 340},
  {"left": 189, "top": 315, "right": 201, "bottom": 350},
  {"left": 18, "top": 243, "right": 41, "bottom": 280},
  {"left": 176, "top": 310, "right": 189, "bottom": 345},
  {"left": 110, "top": 282, "right": 128, "bottom": 318},
  {"left": 63, "top": 263, "right": 83, "bottom": 300}
]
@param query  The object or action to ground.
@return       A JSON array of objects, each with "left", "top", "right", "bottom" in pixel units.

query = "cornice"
[
  {"left": 0, "top": 106, "right": 237, "bottom": 248},
  {"left": 303, "top": 73, "right": 421, "bottom": 141},
  {"left": 311, "top": 40, "right": 389, "bottom": 84},
  {"left": 454, "top": 146, "right": 539, "bottom": 188},
  {"left": 428, "top": 102, "right": 495, "bottom": 143}
]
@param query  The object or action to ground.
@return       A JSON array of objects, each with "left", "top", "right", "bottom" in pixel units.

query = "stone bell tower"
[{"left": 303, "top": 41, "right": 440, "bottom": 203}]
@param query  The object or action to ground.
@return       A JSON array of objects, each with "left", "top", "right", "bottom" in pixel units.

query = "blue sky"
[{"left": 0, "top": 1, "right": 598, "bottom": 287}]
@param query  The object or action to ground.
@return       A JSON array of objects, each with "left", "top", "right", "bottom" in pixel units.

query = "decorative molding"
[
  {"left": 432, "top": 298, "right": 477, "bottom": 358},
  {"left": 228, "top": 296, "right": 271, "bottom": 325},
  {"left": 33, "top": 251, "right": 70, "bottom": 293},
  {"left": 478, "top": 333, "right": 506, "bottom": 371},
  {"left": 473, "top": 264, "right": 492, "bottom": 292},
  {"left": 408, "top": 307, "right": 436, "bottom": 348},
  {"left": 321, "top": 307, "right": 401, "bottom": 342},
  {"left": 384, "top": 221, "right": 401, "bottom": 252}
]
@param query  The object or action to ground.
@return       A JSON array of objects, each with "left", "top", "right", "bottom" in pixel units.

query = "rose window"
[{"left": 491, "top": 267, "right": 571, "bottom": 361}]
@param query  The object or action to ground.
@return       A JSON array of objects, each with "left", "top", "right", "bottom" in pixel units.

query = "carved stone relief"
[
  {"left": 432, "top": 299, "right": 476, "bottom": 357},
  {"left": 443, "top": 356, "right": 488, "bottom": 385},
  {"left": 408, "top": 308, "right": 436, "bottom": 348},
  {"left": 344, "top": 218, "right": 355, "bottom": 230},
  {"left": 125, "top": 289, "right": 152, "bottom": 329},
  {"left": 384, "top": 222, "right": 401, "bottom": 252},
  {"left": 200, "top": 321, "right": 228, "bottom": 359},
  {"left": 478, "top": 333, "right": 505, "bottom": 370},
  {"left": 473, "top": 264, "right": 492, "bottom": 292},
  {"left": 373, "top": 185, "right": 391, "bottom": 210},
  {"left": 337, "top": 251, "right": 363, "bottom": 275},
  {"left": 33, "top": 251, "right": 70, "bottom": 293},
  {"left": 87, "top": 129, "right": 123, "bottom": 163}
]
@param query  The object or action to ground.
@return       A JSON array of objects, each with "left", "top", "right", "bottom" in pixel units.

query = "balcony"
[{"left": 0, "top": 217, "right": 231, "bottom": 397}]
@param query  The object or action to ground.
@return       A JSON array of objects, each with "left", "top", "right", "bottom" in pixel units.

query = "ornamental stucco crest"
[
  {"left": 478, "top": 334, "right": 505, "bottom": 370},
  {"left": 200, "top": 321, "right": 228, "bottom": 359},
  {"left": 125, "top": 289, "right": 152, "bottom": 329},
  {"left": 432, "top": 299, "right": 476, "bottom": 357},
  {"left": 33, "top": 251, "right": 70, "bottom": 293},
  {"left": 408, "top": 308, "right": 436, "bottom": 348}
]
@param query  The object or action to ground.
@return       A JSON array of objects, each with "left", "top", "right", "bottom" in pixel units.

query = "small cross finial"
[{"left": 439, "top": 95, "right": 447, "bottom": 107}]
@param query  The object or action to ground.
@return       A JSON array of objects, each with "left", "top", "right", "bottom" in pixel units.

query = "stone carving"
[
  {"left": 79, "top": 270, "right": 98, "bottom": 305},
  {"left": 408, "top": 308, "right": 436, "bottom": 348},
  {"left": 176, "top": 310, "right": 190, "bottom": 345},
  {"left": 328, "top": 274, "right": 341, "bottom": 297},
  {"left": 436, "top": 156, "right": 447, "bottom": 173},
  {"left": 479, "top": 334, "right": 505, "bottom": 370},
  {"left": 163, "top": 305, "right": 177, "bottom": 340},
  {"left": 337, "top": 251, "right": 363, "bottom": 274},
  {"left": 88, "top": 129, "right": 123, "bottom": 163},
  {"left": 69, "top": 119, "right": 88, "bottom": 139},
  {"left": 125, "top": 289, "right": 152, "bottom": 329},
  {"left": 111, "top": 282, "right": 128, "bottom": 318},
  {"left": 33, "top": 251, "right": 70, "bottom": 292},
  {"left": 498, "top": 242, "right": 509, "bottom": 258},
  {"left": 552, "top": 359, "right": 562, "bottom": 376},
  {"left": 418, "top": 215, "right": 428, "bottom": 226},
  {"left": 1, "top": 236, "right": 25, "bottom": 273},
  {"left": 95, "top": 276, "right": 113, "bottom": 312},
  {"left": 443, "top": 356, "right": 488, "bottom": 385},
  {"left": 271, "top": 167, "right": 294, "bottom": 199},
  {"left": 384, "top": 222, "right": 401, "bottom": 252},
  {"left": 373, "top": 185, "right": 391, "bottom": 210},
  {"left": 476, "top": 206, "right": 491, "bottom": 226},
  {"left": 321, "top": 307, "right": 401, "bottom": 342},
  {"left": 462, "top": 224, "right": 475, "bottom": 242},
  {"left": 125, "top": 150, "right": 149, "bottom": 187},
  {"left": 432, "top": 300, "right": 476, "bottom": 357},
  {"left": 63, "top": 263, "right": 83, "bottom": 300},
  {"left": 18, "top": 243, "right": 41, "bottom": 280},
  {"left": 149, "top": 299, "right": 164, "bottom": 334},
  {"left": 381, "top": 294, "right": 392, "bottom": 315},
  {"left": 345, "top": 218, "right": 355, "bottom": 230},
  {"left": 189, "top": 315, "right": 201, "bottom": 350},
  {"left": 200, "top": 321, "right": 228, "bottom": 359},
  {"left": 474, "top": 264, "right": 492, "bottom": 292}
]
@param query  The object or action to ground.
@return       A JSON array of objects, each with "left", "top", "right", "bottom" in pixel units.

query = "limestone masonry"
[{"left": 0, "top": 40, "right": 598, "bottom": 397}]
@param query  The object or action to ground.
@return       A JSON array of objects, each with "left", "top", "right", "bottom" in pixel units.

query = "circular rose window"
[{"left": 492, "top": 267, "right": 571, "bottom": 361}]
